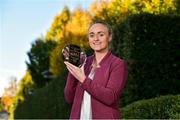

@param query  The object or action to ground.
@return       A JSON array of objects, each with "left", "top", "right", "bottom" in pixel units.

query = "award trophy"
[{"left": 62, "top": 44, "right": 86, "bottom": 67}]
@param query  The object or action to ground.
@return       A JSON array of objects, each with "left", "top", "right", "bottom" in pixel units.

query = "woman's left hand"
[{"left": 64, "top": 61, "right": 86, "bottom": 83}]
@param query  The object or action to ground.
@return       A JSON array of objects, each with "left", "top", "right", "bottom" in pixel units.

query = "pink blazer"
[{"left": 64, "top": 51, "right": 128, "bottom": 119}]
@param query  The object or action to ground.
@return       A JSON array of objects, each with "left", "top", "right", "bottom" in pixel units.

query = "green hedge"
[
  {"left": 112, "top": 14, "right": 180, "bottom": 107},
  {"left": 14, "top": 71, "right": 70, "bottom": 119},
  {"left": 14, "top": 13, "right": 180, "bottom": 119},
  {"left": 121, "top": 95, "right": 180, "bottom": 119}
]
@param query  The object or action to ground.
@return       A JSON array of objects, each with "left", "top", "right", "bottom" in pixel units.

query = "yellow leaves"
[
  {"left": 120, "top": 0, "right": 131, "bottom": 14},
  {"left": 46, "top": 6, "right": 92, "bottom": 49},
  {"left": 13, "top": 71, "right": 34, "bottom": 103},
  {"left": 6, "top": 71, "right": 34, "bottom": 118},
  {"left": 45, "top": 0, "right": 178, "bottom": 78},
  {"left": 128, "top": 0, "right": 176, "bottom": 14},
  {"left": 153, "top": 0, "right": 160, "bottom": 5},
  {"left": 143, "top": 1, "right": 156, "bottom": 13},
  {"left": 1, "top": 96, "right": 13, "bottom": 110},
  {"left": 23, "top": 71, "right": 33, "bottom": 85},
  {"left": 88, "top": 2, "right": 98, "bottom": 16},
  {"left": 46, "top": 8, "right": 92, "bottom": 78},
  {"left": 66, "top": 8, "right": 92, "bottom": 36},
  {"left": 164, "top": 0, "right": 173, "bottom": 5},
  {"left": 47, "top": 0, "right": 177, "bottom": 43},
  {"left": 163, "top": 0, "right": 176, "bottom": 11},
  {"left": 89, "top": 0, "right": 108, "bottom": 17},
  {"left": 49, "top": 44, "right": 64, "bottom": 77},
  {"left": 46, "top": 7, "right": 70, "bottom": 41}
]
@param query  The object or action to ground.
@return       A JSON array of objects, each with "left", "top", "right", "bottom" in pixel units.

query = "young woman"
[{"left": 64, "top": 21, "right": 128, "bottom": 119}]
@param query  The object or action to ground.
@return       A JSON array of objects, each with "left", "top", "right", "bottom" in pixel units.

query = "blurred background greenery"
[{"left": 0, "top": 0, "right": 179, "bottom": 119}]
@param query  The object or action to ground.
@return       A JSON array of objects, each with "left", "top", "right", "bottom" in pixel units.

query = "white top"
[{"left": 80, "top": 69, "right": 95, "bottom": 120}]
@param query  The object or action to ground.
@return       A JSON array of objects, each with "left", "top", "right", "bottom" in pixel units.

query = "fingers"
[
  {"left": 64, "top": 61, "right": 86, "bottom": 82},
  {"left": 66, "top": 65, "right": 74, "bottom": 74},
  {"left": 62, "top": 47, "right": 69, "bottom": 60},
  {"left": 64, "top": 61, "right": 77, "bottom": 70},
  {"left": 65, "top": 61, "right": 79, "bottom": 78},
  {"left": 64, "top": 61, "right": 79, "bottom": 74}
]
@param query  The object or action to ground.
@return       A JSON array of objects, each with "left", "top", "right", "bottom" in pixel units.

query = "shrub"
[
  {"left": 112, "top": 13, "right": 180, "bottom": 106},
  {"left": 121, "top": 95, "right": 180, "bottom": 119},
  {"left": 14, "top": 71, "right": 70, "bottom": 119}
]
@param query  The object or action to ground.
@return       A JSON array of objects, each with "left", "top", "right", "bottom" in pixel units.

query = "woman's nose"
[{"left": 94, "top": 34, "right": 99, "bottom": 41}]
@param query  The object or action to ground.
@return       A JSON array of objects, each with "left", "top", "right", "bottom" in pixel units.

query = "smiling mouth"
[{"left": 93, "top": 42, "right": 101, "bottom": 45}]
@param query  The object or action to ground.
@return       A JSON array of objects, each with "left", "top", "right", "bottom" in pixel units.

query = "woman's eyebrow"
[
  {"left": 97, "top": 31, "right": 105, "bottom": 34},
  {"left": 89, "top": 32, "right": 94, "bottom": 35},
  {"left": 89, "top": 31, "right": 105, "bottom": 34}
]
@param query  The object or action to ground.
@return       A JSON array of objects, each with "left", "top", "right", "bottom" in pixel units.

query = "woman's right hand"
[{"left": 64, "top": 61, "right": 86, "bottom": 83}]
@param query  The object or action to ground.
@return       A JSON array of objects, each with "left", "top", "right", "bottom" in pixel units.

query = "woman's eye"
[
  {"left": 99, "top": 34, "right": 104, "bottom": 37},
  {"left": 89, "top": 34, "right": 94, "bottom": 38}
]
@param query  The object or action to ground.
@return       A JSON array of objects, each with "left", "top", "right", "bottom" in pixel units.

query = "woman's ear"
[{"left": 109, "top": 34, "right": 112, "bottom": 42}]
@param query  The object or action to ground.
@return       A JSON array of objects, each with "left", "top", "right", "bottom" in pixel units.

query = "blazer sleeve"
[
  {"left": 81, "top": 60, "right": 128, "bottom": 106},
  {"left": 64, "top": 72, "right": 78, "bottom": 105}
]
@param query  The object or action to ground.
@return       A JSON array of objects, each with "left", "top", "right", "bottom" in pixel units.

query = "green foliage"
[
  {"left": 129, "top": 0, "right": 176, "bottom": 14},
  {"left": 14, "top": 71, "right": 70, "bottom": 119},
  {"left": 121, "top": 95, "right": 180, "bottom": 119},
  {"left": 8, "top": 71, "right": 34, "bottom": 119},
  {"left": 90, "top": 0, "right": 178, "bottom": 26},
  {"left": 49, "top": 43, "right": 65, "bottom": 77},
  {"left": 112, "top": 14, "right": 180, "bottom": 107},
  {"left": 174, "top": 0, "right": 180, "bottom": 13},
  {"left": 17, "top": 71, "right": 35, "bottom": 98},
  {"left": 26, "top": 38, "right": 57, "bottom": 88},
  {"left": 46, "top": 7, "right": 91, "bottom": 49},
  {"left": 0, "top": 101, "right": 4, "bottom": 111},
  {"left": 47, "top": 7, "right": 92, "bottom": 77},
  {"left": 13, "top": 0, "right": 180, "bottom": 119}
]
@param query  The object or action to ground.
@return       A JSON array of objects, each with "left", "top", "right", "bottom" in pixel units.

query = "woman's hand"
[{"left": 64, "top": 61, "right": 86, "bottom": 83}]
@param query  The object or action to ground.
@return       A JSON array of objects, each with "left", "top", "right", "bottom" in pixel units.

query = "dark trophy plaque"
[{"left": 62, "top": 44, "right": 86, "bottom": 67}]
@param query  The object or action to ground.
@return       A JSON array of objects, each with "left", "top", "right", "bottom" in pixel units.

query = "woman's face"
[{"left": 88, "top": 23, "right": 112, "bottom": 52}]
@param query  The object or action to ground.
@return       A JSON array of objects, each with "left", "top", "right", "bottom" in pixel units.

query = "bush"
[
  {"left": 112, "top": 13, "right": 180, "bottom": 106},
  {"left": 121, "top": 95, "right": 180, "bottom": 119},
  {"left": 14, "top": 71, "right": 70, "bottom": 119}
]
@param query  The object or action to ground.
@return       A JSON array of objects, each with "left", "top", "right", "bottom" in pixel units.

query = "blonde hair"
[{"left": 88, "top": 20, "right": 112, "bottom": 35}]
